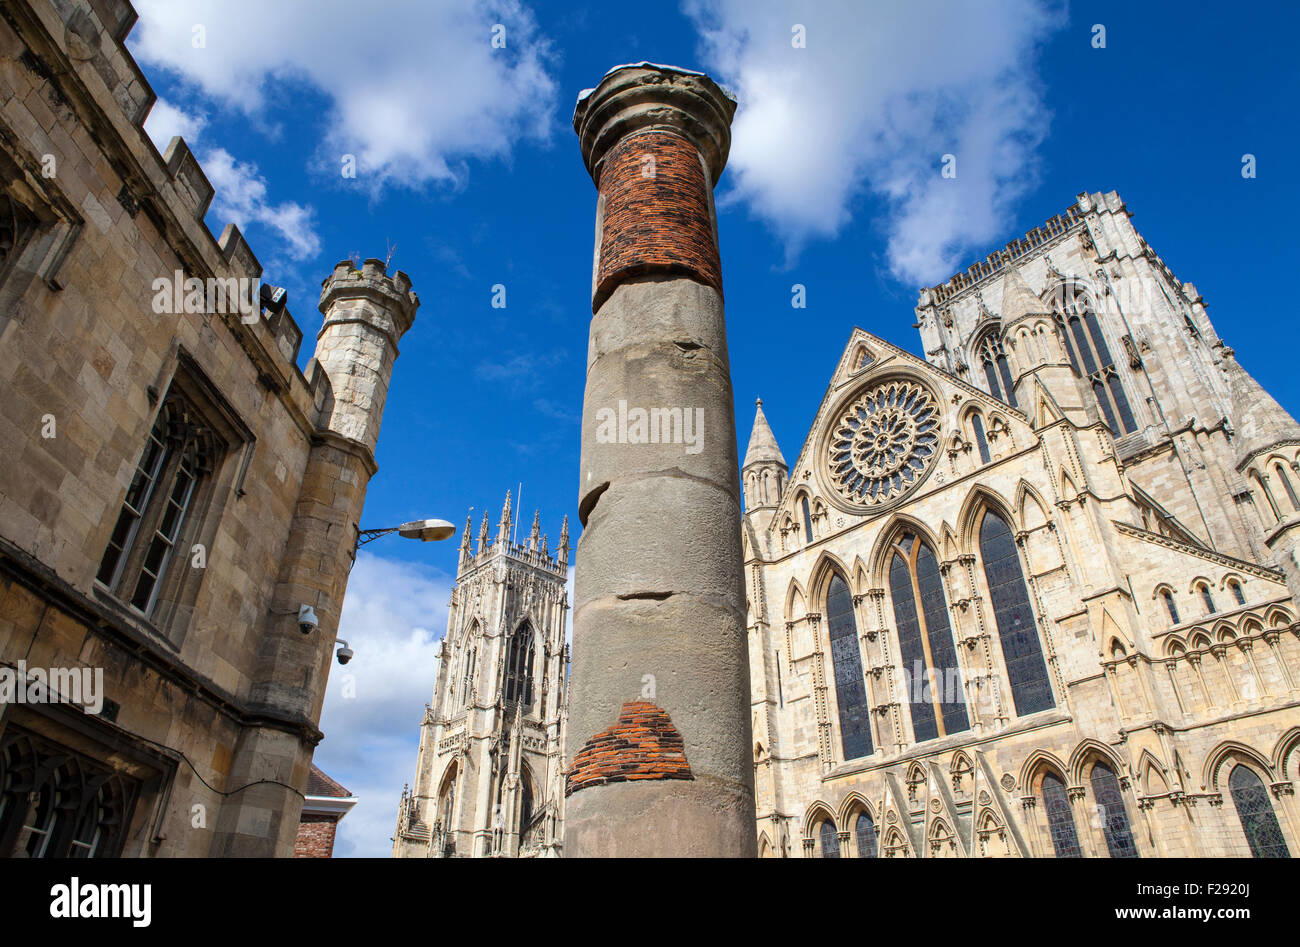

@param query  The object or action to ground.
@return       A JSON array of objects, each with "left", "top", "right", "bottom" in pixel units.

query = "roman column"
[{"left": 566, "top": 63, "right": 755, "bottom": 856}]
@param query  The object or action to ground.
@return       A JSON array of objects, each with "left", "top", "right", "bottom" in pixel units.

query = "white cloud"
[
  {"left": 129, "top": 0, "right": 556, "bottom": 191},
  {"left": 142, "top": 97, "right": 206, "bottom": 149},
  {"left": 315, "top": 552, "right": 454, "bottom": 857},
  {"left": 684, "top": 0, "right": 1064, "bottom": 284},
  {"left": 201, "top": 148, "right": 322, "bottom": 261}
]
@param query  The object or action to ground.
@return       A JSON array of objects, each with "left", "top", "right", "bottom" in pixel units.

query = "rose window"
[{"left": 827, "top": 380, "right": 940, "bottom": 506}]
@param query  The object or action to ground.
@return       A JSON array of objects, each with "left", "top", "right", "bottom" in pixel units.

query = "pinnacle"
[{"left": 743, "top": 397, "right": 786, "bottom": 470}]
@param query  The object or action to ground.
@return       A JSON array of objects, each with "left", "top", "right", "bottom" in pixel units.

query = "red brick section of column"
[{"left": 567, "top": 63, "right": 755, "bottom": 857}]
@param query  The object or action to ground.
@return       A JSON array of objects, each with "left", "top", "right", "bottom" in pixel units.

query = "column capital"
[{"left": 573, "top": 63, "right": 737, "bottom": 187}]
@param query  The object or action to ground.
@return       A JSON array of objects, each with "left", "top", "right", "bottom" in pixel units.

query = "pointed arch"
[
  {"left": 1229, "top": 764, "right": 1291, "bottom": 857},
  {"left": 807, "top": 549, "right": 856, "bottom": 601},
  {"left": 837, "top": 790, "right": 875, "bottom": 828},
  {"left": 1137, "top": 749, "right": 1171, "bottom": 796},
  {"left": 1068, "top": 738, "right": 1126, "bottom": 786},
  {"left": 956, "top": 484, "right": 1017, "bottom": 550},
  {"left": 1203, "top": 740, "right": 1275, "bottom": 793},
  {"left": 1020, "top": 748, "right": 1071, "bottom": 793},
  {"left": 504, "top": 620, "right": 537, "bottom": 706},
  {"left": 784, "top": 578, "right": 807, "bottom": 624},
  {"left": 1263, "top": 604, "right": 1295, "bottom": 628},
  {"left": 1273, "top": 727, "right": 1300, "bottom": 782},
  {"left": 881, "top": 825, "right": 910, "bottom": 858},
  {"left": 757, "top": 831, "right": 774, "bottom": 858},
  {"left": 1015, "top": 480, "right": 1051, "bottom": 532},
  {"left": 885, "top": 525, "right": 969, "bottom": 742},
  {"left": 868, "top": 514, "right": 944, "bottom": 587},
  {"left": 970, "top": 499, "right": 1055, "bottom": 716}
]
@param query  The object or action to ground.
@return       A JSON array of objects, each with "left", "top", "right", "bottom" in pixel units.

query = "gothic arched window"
[
  {"left": 1089, "top": 762, "right": 1138, "bottom": 858},
  {"left": 1041, "top": 770, "right": 1081, "bottom": 858},
  {"left": 1229, "top": 765, "right": 1291, "bottom": 857},
  {"left": 980, "top": 510, "right": 1054, "bottom": 716},
  {"left": 889, "top": 532, "right": 969, "bottom": 742},
  {"left": 504, "top": 623, "right": 535, "bottom": 706},
  {"left": 826, "top": 573, "right": 872, "bottom": 760},
  {"left": 1198, "top": 583, "right": 1216, "bottom": 615},
  {"left": 1230, "top": 580, "right": 1246, "bottom": 606},
  {"left": 461, "top": 640, "right": 477, "bottom": 706},
  {"left": 977, "top": 332, "right": 1017, "bottom": 408},
  {"left": 971, "top": 413, "right": 991, "bottom": 464},
  {"left": 854, "top": 811, "right": 878, "bottom": 858},
  {"left": 801, "top": 496, "right": 814, "bottom": 543},
  {"left": 818, "top": 819, "right": 840, "bottom": 858},
  {"left": 1053, "top": 284, "right": 1136, "bottom": 435},
  {"left": 1274, "top": 463, "right": 1300, "bottom": 512},
  {"left": 1161, "top": 589, "right": 1180, "bottom": 625}
]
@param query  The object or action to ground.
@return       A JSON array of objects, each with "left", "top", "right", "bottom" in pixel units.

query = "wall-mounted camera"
[
  {"left": 335, "top": 639, "right": 354, "bottom": 665},
  {"left": 298, "top": 604, "right": 319, "bottom": 635}
]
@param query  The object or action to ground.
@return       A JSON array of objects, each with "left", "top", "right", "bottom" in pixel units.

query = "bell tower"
[{"left": 393, "top": 494, "right": 570, "bottom": 858}]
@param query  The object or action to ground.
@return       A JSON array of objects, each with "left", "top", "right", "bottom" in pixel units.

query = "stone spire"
[
  {"left": 999, "top": 266, "right": 1048, "bottom": 321},
  {"left": 743, "top": 398, "right": 786, "bottom": 469},
  {"left": 1223, "top": 348, "right": 1300, "bottom": 466},
  {"left": 742, "top": 398, "right": 787, "bottom": 513},
  {"left": 498, "top": 489, "right": 512, "bottom": 544},
  {"left": 477, "top": 510, "right": 490, "bottom": 554},
  {"left": 528, "top": 510, "right": 541, "bottom": 552},
  {"left": 558, "top": 515, "right": 569, "bottom": 564},
  {"left": 459, "top": 510, "right": 473, "bottom": 567}
]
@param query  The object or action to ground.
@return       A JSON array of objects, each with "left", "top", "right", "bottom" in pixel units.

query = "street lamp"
[{"left": 356, "top": 518, "right": 456, "bottom": 549}]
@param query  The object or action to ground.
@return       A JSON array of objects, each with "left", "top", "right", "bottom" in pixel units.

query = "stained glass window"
[
  {"left": 971, "top": 413, "right": 991, "bottom": 464},
  {"left": 980, "top": 511, "right": 1054, "bottom": 716},
  {"left": 1230, "top": 581, "right": 1246, "bottom": 606},
  {"left": 801, "top": 496, "right": 814, "bottom": 543},
  {"left": 1090, "top": 762, "right": 1138, "bottom": 858},
  {"left": 855, "top": 812, "right": 878, "bottom": 858},
  {"left": 978, "top": 333, "right": 1017, "bottom": 408},
  {"left": 819, "top": 819, "right": 840, "bottom": 858},
  {"left": 1229, "top": 765, "right": 1291, "bottom": 858},
  {"left": 890, "top": 532, "right": 968, "bottom": 743},
  {"left": 1054, "top": 284, "right": 1136, "bottom": 435},
  {"left": 827, "top": 574, "right": 872, "bottom": 760},
  {"left": 1041, "top": 771, "right": 1081, "bottom": 858}
]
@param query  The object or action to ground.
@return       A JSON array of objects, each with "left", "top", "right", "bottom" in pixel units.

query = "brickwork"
[
  {"left": 594, "top": 129, "right": 720, "bottom": 311},
  {"left": 292, "top": 815, "right": 338, "bottom": 858},
  {"left": 566, "top": 701, "right": 694, "bottom": 796}
]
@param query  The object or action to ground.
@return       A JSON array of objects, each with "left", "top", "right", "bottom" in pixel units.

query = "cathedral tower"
[{"left": 393, "top": 495, "right": 569, "bottom": 858}]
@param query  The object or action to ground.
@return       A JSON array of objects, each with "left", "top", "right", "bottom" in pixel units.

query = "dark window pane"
[
  {"left": 916, "top": 544, "right": 968, "bottom": 736},
  {"left": 891, "top": 551, "right": 935, "bottom": 743},
  {"left": 855, "top": 812, "right": 878, "bottom": 858},
  {"left": 996, "top": 355, "right": 1017, "bottom": 408},
  {"left": 1163, "top": 591, "right": 1180, "bottom": 624},
  {"left": 972, "top": 414, "right": 990, "bottom": 464},
  {"left": 1092, "top": 379, "right": 1119, "bottom": 434},
  {"left": 827, "top": 574, "right": 872, "bottom": 760},
  {"left": 1090, "top": 762, "right": 1138, "bottom": 857},
  {"left": 1108, "top": 373, "right": 1136, "bottom": 433},
  {"left": 819, "top": 820, "right": 840, "bottom": 858},
  {"left": 1231, "top": 582, "right": 1245, "bottom": 606},
  {"left": 980, "top": 512, "right": 1054, "bottom": 716},
  {"left": 1042, "top": 771, "right": 1081, "bottom": 857},
  {"left": 983, "top": 360, "right": 1003, "bottom": 402},
  {"left": 1229, "top": 765, "right": 1290, "bottom": 858},
  {"left": 801, "top": 497, "right": 814, "bottom": 543}
]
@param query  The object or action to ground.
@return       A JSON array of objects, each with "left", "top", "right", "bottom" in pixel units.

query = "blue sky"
[{"left": 130, "top": 0, "right": 1299, "bottom": 855}]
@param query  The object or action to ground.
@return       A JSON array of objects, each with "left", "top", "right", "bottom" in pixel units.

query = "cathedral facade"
[
  {"left": 392, "top": 497, "right": 569, "bottom": 858},
  {"left": 397, "top": 189, "right": 1300, "bottom": 858},
  {"left": 744, "top": 191, "right": 1300, "bottom": 857}
]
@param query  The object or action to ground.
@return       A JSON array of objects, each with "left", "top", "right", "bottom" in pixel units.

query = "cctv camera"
[
  {"left": 336, "top": 646, "right": 354, "bottom": 666},
  {"left": 298, "top": 604, "right": 319, "bottom": 635}
]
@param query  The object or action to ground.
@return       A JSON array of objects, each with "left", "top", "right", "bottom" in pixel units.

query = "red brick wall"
[
  {"left": 293, "top": 814, "right": 339, "bottom": 858},
  {"left": 594, "top": 129, "right": 721, "bottom": 311},
  {"left": 566, "top": 700, "right": 694, "bottom": 796}
]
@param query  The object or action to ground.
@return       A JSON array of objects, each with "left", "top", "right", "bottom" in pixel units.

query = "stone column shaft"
[{"left": 565, "top": 64, "right": 755, "bottom": 856}]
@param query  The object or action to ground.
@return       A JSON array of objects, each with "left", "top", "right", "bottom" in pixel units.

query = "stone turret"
[
  {"left": 742, "top": 398, "right": 787, "bottom": 512},
  {"left": 222, "top": 258, "right": 418, "bottom": 855},
  {"left": 998, "top": 267, "right": 1092, "bottom": 427},
  {"left": 1224, "top": 348, "right": 1300, "bottom": 600}
]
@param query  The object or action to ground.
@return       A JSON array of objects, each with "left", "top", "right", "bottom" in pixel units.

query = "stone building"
[
  {"left": 746, "top": 191, "right": 1300, "bottom": 857},
  {"left": 393, "top": 496, "right": 569, "bottom": 858},
  {"left": 0, "top": 0, "right": 415, "bottom": 856}
]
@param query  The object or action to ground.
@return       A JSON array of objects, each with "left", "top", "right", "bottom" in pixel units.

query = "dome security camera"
[
  {"left": 298, "top": 604, "right": 320, "bottom": 635},
  {"left": 335, "top": 640, "right": 354, "bottom": 665}
]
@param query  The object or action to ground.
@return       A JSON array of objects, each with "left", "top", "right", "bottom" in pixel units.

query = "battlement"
[
  {"left": 461, "top": 534, "right": 569, "bottom": 579},
  {"left": 920, "top": 202, "right": 1087, "bottom": 307},
  {"left": 1, "top": 0, "right": 320, "bottom": 396},
  {"left": 319, "top": 258, "right": 420, "bottom": 345}
]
